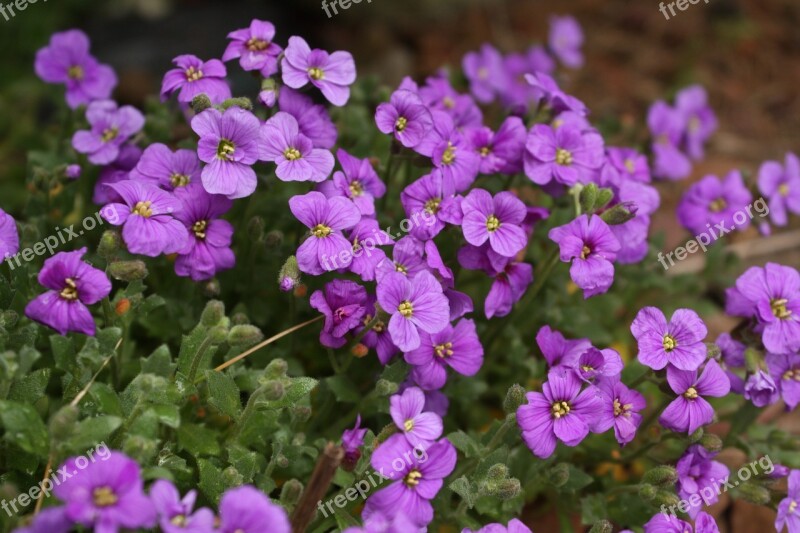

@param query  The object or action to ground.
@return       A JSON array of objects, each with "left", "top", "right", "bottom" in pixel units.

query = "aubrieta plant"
[{"left": 2, "top": 12, "right": 799, "bottom": 533}]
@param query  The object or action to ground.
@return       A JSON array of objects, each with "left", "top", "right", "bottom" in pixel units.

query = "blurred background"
[{"left": 1, "top": 0, "right": 799, "bottom": 530}]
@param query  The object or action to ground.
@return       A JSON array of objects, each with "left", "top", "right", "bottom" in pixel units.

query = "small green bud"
[
  {"left": 375, "top": 423, "right": 398, "bottom": 445},
  {"left": 276, "top": 454, "right": 289, "bottom": 468},
  {"left": 579, "top": 182, "right": 599, "bottom": 213},
  {"left": 689, "top": 426, "right": 704, "bottom": 443},
  {"left": 0, "top": 310, "right": 18, "bottom": 329},
  {"left": 191, "top": 94, "right": 213, "bottom": 113},
  {"left": 486, "top": 478, "right": 521, "bottom": 500},
  {"left": 643, "top": 466, "right": 678, "bottom": 487},
  {"left": 231, "top": 312, "right": 249, "bottom": 326},
  {"left": 265, "top": 230, "right": 284, "bottom": 248},
  {"left": 222, "top": 466, "right": 244, "bottom": 487},
  {"left": 705, "top": 342, "right": 721, "bottom": 360},
  {"left": 600, "top": 201, "right": 638, "bottom": 225},
  {"left": 261, "top": 77, "right": 278, "bottom": 92},
  {"left": 638, "top": 483, "right": 658, "bottom": 500},
  {"left": 744, "top": 348, "right": 763, "bottom": 374},
  {"left": 588, "top": 520, "right": 613, "bottom": 533},
  {"left": 699, "top": 433, "right": 723, "bottom": 453},
  {"left": 97, "top": 230, "right": 121, "bottom": 259},
  {"left": 220, "top": 97, "right": 253, "bottom": 111},
  {"left": 208, "top": 325, "right": 229, "bottom": 344},
  {"left": 291, "top": 433, "right": 306, "bottom": 447},
  {"left": 260, "top": 381, "right": 285, "bottom": 401},
  {"left": 487, "top": 463, "right": 509, "bottom": 481},
  {"left": 596, "top": 188, "right": 614, "bottom": 209},
  {"left": 227, "top": 325, "right": 264, "bottom": 347},
  {"left": 247, "top": 216, "right": 265, "bottom": 241},
  {"left": 265, "top": 358, "right": 288, "bottom": 378},
  {"left": 202, "top": 279, "right": 221, "bottom": 298},
  {"left": 737, "top": 482, "right": 771, "bottom": 505},
  {"left": 278, "top": 256, "right": 300, "bottom": 292},
  {"left": 653, "top": 489, "right": 681, "bottom": 509},
  {"left": 201, "top": 300, "right": 226, "bottom": 326},
  {"left": 503, "top": 384, "right": 526, "bottom": 414},
  {"left": 290, "top": 405, "right": 312, "bottom": 423},
  {"left": 122, "top": 435, "right": 158, "bottom": 463},
  {"left": 49, "top": 404, "right": 79, "bottom": 441},
  {"left": 137, "top": 374, "right": 168, "bottom": 394},
  {"left": 280, "top": 479, "right": 303, "bottom": 507},
  {"left": 375, "top": 379, "right": 398, "bottom": 396},
  {"left": 108, "top": 260, "right": 148, "bottom": 282},
  {"left": 549, "top": 463, "right": 570, "bottom": 488}
]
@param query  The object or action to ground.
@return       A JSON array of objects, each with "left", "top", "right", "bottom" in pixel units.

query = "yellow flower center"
[
  {"left": 551, "top": 401, "right": 571, "bottom": 419},
  {"left": 395, "top": 117, "right": 408, "bottom": 132},
  {"left": 709, "top": 198, "right": 727, "bottom": 213},
  {"left": 68, "top": 65, "right": 84, "bottom": 80},
  {"left": 217, "top": 139, "right": 236, "bottom": 160},
  {"left": 663, "top": 334, "right": 677, "bottom": 352},
  {"left": 613, "top": 398, "right": 634, "bottom": 417},
  {"left": 771, "top": 298, "right": 792, "bottom": 319},
  {"left": 779, "top": 183, "right": 790, "bottom": 197},
  {"left": 624, "top": 159, "right": 636, "bottom": 173},
  {"left": 284, "top": 147, "right": 302, "bottom": 161},
  {"left": 688, "top": 116, "right": 701, "bottom": 133},
  {"left": 101, "top": 128, "right": 119, "bottom": 143},
  {"left": 556, "top": 148, "right": 573, "bottom": 166},
  {"left": 782, "top": 369, "right": 800, "bottom": 381},
  {"left": 364, "top": 315, "right": 385, "bottom": 333},
  {"left": 349, "top": 181, "right": 364, "bottom": 197},
  {"left": 398, "top": 301, "right": 413, "bottom": 317},
  {"left": 477, "top": 67, "right": 489, "bottom": 80},
  {"left": 404, "top": 419, "right": 414, "bottom": 432},
  {"left": 132, "top": 200, "right": 153, "bottom": 218},
  {"left": 580, "top": 245, "right": 591, "bottom": 260},
  {"left": 789, "top": 500, "right": 798, "bottom": 514},
  {"left": 171, "top": 515, "right": 187, "bottom": 526},
  {"left": 246, "top": 37, "right": 269, "bottom": 51},
  {"left": 486, "top": 215, "right": 501, "bottom": 232},
  {"left": 479, "top": 146, "right": 491, "bottom": 157},
  {"left": 185, "top": 66, "right": 204, "bottom": 82},
  {"left": 192, "top": 220, "right": 208, "bottom": 239},
  {"left": 435, "top": 342, "right": 453, "bottom": 359},
  {"left": 170, "top": 173, "right": 190, "bottom": 188},
  {"left": 395, "top": 263, "right": 408, "bottom": 274},
  {"left": 60, "top": 278, "right": 78, "bottom": 301},
  {"left": 684, "top": 387, "right": 699, "bottom": 400},
  {"left": 404, "top": 469, "right": 422, "bottom": 487},
  {"left": 312, "top": 224, "right": 332, "bottom": 238},
  {"left": 442, "top": 143, "right": 456, "bottom": 165},
  {"left": 443, "top": 97, "right": 455, "bottom": 109},
  {"left": 308, "top": 67, "right": 325, "bottom": 80},
  {"left": 424, "top": 197, "right": 442, "bottom": 215},
  {"left": 93, "top": 486, "right": 118, "bottom": 507}
]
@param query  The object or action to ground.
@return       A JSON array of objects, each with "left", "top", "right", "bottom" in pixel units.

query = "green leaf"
[
  {"left": 50, "top": 335, "right": 77, "bottom": 373},
  {"left": 558, "top": 465, "right": 594, "bottom": 493},
  {"left": 449, "top": 476, "right": 476, "bottom": 509},
  {"left": 261, "top": 377, "right": 318, "bottom": 410},
  {"left": 178, "top": 423, "right": 221, "bottom": 456},
  {"left": 0, "top": 400, "right": 48, "bottom": 457},
  {"left": 198, "top": 458, "right": 225, "bottom": 503},
  {"left": 333, "top": 508, "right": 361, "bottom": 529},
  {"left": 8, "top": 368, "right": 50, "bottom": 403},
  {"left": 151, "top": 404, "right": 181, "bottom": 429},
  {"left": 141, "top": 344, "right": 175, "bottom": 377},
  {"left": 206, "top": 370, "right": 242, "bottom": 419},
  {"left": 380, "top": 359, "right": 408, "bottom": 384},
  {"left": 325, "top": 375, "right": 359, "bottom": 403},
  {"left": 66, "top": 415, "right": 122, "bottom": 453},
  {"left": 581, "top": 493, "right": 608, "bottom": 525},
  {"left": 447, "top": 430, "right": 481, "bottom": 458},
  {"left": 87, "top": 383, "right": 123, "bottom": 416}
]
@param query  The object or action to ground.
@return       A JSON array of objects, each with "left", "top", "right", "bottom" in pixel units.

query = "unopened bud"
[
  {"left": 737, "top": 482, "right": 771, "bottom": 505},
  {"left": 276, "top": 454, "right": 289, "bottom": 468},
  {"left": 265, "top": 230, "right": 284, "bottom": 248},
  {"left": 705, "top": 342, "right": 721, "bottom": 360},
  {"left": 291, "top": 405, "right": 312, "bottom": 423},
  {"left": 0, "top": 310, "right": 19, "bottom": 329},
  {"left": 222, "top": 466, "right": 244, "bottom": 487},
  {"left": 65, "top": 164, "right": 81, "bottom": 179},
  {"left": 278, "top": 256, "right": 300, "bottom": 292},
  {"left": 97, "top": 230, "right": 121, "bottom": 259},
  {"left": 689, "top": 426, "right": 704, "bottom": 443},
  {"left": 351, "top": 343, "right": 369, "bottom": 358},
  {"left": 280, "top": 479, "right": 303, "bottom": 506},
  {"left": 699, "top": 433, "right": 723, "bottom": 453},
  {"left": 642, "top": 466, "right": 678, "bottom": 487},
  {"left": 487, "top": 464, "right": 509, "bottom": 481},
  {"left": 293, "top": 284, "right": 308, "bottom": 298},
  {"left": 122, "top": 435, "right": 158, "bottom": 463},
  {"left": 208, "top": 326, "right": 229, "bottom": 344},
  {"left": 201, "top": 300, "right": 226, "bottom": 327},
  {"left": 596, "top": 188, "right": 614, "bottom": 210},
  {"left": 108, "top": 260, "right": 148, "bottom": 282},
  {"left": 202, "top": 279, "right": 221, "bottom": 297},
  {"left": 115, "top": 298, "right": 131, "bottom": 316},
  {"left": 248, "top": 216, "right": 265, "bottom": 241},
  {"left": 600, "top": 201, "right": 638, "bottom": 225},
  {"left": 191, "top": 94, "right": 213, "bottom": 113},
  {"left": 374, "top": 423, "right": 398, "bottom": 445},
  {"left": 487, "top": 478, "right": 521, "bottom": 500},
  {"left": 549, "top": 463, "right": 570, "bottom": 488},
  {"left": 261, "top": 381, "right": 285, "bottom": 401},
  {"left": 504, "top": 384, "right": 526, "bottom": 414},
  {"left": 588, "top": 520, "right": 613, "bottom": 533},
  {"left": 265, "top": 359, "right": 288, "bottom": 378},
  {"left": 579, "top": 183, "right": 598, "bottom": 213},
  {"left": 653, "top": 489, "right": 680, "bottom": 509},
  {"left": 638, "top": 483, "right": 657, "bottom": 500},
  {"left": 375, "top": 379, "right": 398, "bottom": 396},
  {"left": 231, "top": 312, "right": 249, "bottom": 326},
  {"left": 220, "top": 97, "right": 253, "bottom": 111},
  {"left": 227, "top": 325, "right": 264, "bottom": 347}
]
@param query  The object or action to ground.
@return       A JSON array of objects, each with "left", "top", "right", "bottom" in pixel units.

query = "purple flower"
[
  {"left": 173, "top": 186, "right": 235, "bottom": 281},
  {"left": 342, "top": 415, "right": 368, "bottom": 468},
  {"left": 548, "top": 15, "right": 584, "bottom": 68},
  {"left": 496, "top": 53, "right": 543, "bottom": 112},
  {"left": 53, "top": 451, "right": 155, "bottom": 532},
  {"left": 660, "top": 360, "right": 730, "bottom": 434},
  {"left": 345, "top": 219, "right": 393, "bottom": 282},
  {"left": 767, "top": 353, "right": 800, "bottom": 410},
  {"left": 405, "top": 319, "right": 484, "bottom": 390},
  {"left": 221, "top": 19, "right": 282, "bottom": 77},
  {"left": 400, "top": 171, "right": 455, "bottom": 241},
  {"left": 101, "top": 180, "right": 188, "bottom": 257},
  {"left": 376, "top": 271, "right": 450, "bottom": 352},
  {"left": 375, "top": 89, "right": 434, "bottom": 149},
  {"left": 364, "top": 435, "right": 456, "bottom": 527},
  {"left": 604, "top": 147, "right": 651, "bottom": 184},
  {"left": 72, "top": 100, "right": 144, "bottom": 165},
  {"left": 573, "top": 347, "right": 624, "bottom": 383},
  {"left": 24, "top": 247, "right": 111, "bottom": 336},
  {"left": 462, "top": 189, "right": 527, "bottom": 258},
  {"left": 676, "top": 445, "right": 730, "bottom": 519},
  {"left": 715, "top": 332, "right": 745, "bottom": 394},
  {"left": 524, "top": 124, "right": 604, "bottom": 187},
  {"left": 360, "top": 296, "right": 399, "bottom": 364},
  {"left": 150, "top": 479, "right": 215, "bottom": 533},
  {"left": 130, "top": 143, "right": 201, "bottom": 191},
  {"left": 12, "top": 506, "right": 72, "bottom": 533},
  {"left": 375, "top": 236, "right": 429, "bottom": 282},
  {"left": 648, "top": 101, "right": 691, "bottom": 181},
  {"left": 310, "top": 279, "right": 367, "bottom": 348},
  {"left": 318, "top": 149, "right": 385, "bottom": 215},
  {"left": 463, "top": 519, "right": 532, "bottom": 533},
  {"left": 677, "top": 171, "right": 753, "bottom": 237},
  {"left": 631, "top": 307, "right": 708, "bottom": 371},
  {"left": 0, "top": 209, "right": 20, "bottom": 261},
  {"left": 93, "top": 144, "right": 142, "bottom": 205},
  {"left": 278, "top": 88, "right": 338, "bottom": 149},
  {"left": 390, "top": 387, "right": 444, "bottom": 447},
  {"left": 776, "top": 470, "right": 800, "bottom": 533},
  {"left": 415, "top": 110, "right": 480, "bottom": 191},
  {"left": 644, "top": 511, "right": 720, "bottom": 533},
  {"left": 676, "top": 85, "right": 717, "bottom": 160},
  {"left": 548, "top": 214, "right": 620, "bottom": 298},
  {"left": 418, "top": 75, "right": 483, "bottom": 129},
  {"left": 593, "top": 377, "right": 646, "bottom": 446},
  {"left": 525, "top": 72, "right": 588, "bottom": 116},
  {"left": 344, "top": 512, "right": 420, "bottom": 533},
  {"left": 281, "top": 36, "right": 356, "bottom": 106},
  {"left": 743, "top": 369, "right": 780, "bottom": 407},
  {"left": 466, "top": 117, "right": 527, "bottom": 175},
  {"left": 289, "top": 191, "right": 360, "bottom": 275},
  {"left": 457, "top": 244, "right": 533, "bottom": 318},
  {"left": 462, "top": 44, "right": 503, "bottom": 103},
  {"left": 160, "top": 55, "right": 231, "bottom": 104},
  {"left": 758, "top": 152, "right": 800, "bottom": 227},
  {"left": 218, "top": 485, "right": 290, "bottom": 533},
  {"left": 535, "top": 325, "right": 592, "bottom": 369},
  {"left": 34, "top": 29, "right": 117, "bottom": 109},
  {"left": 260, "top": 111, "right": 335, "bottom": 183},
  {"left": 66, "top": 164, "right": 82, "bottom": 179},
  {"left": 192, "top": 107, "right": 262, "bottom": 199},
  {"left": 517, "top": 369, "right": 601, "bottom": 459},
  {"left": 727, "top": 263, "right": 800, "bottom": 354}
]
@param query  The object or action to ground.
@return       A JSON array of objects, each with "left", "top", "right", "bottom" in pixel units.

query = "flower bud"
[
  {"left": 689, "top": 426, "right": 704, "bottom": 443},
  {"left": 699, "top": 433, "right": 723, "bottom": 453},
  {"left": 108, "top": 260, "right": 148, "bottom": 282},
  {"left": 122, "top": 435, "right": 158, "bottom": 463},
  {"left": 278, "top": 256, "right": 301, "bottom": 292},
  {"left": 487, "top": 463, "right": 509, "bottom": 481},
  {"left": 220, "top": 97, "right": 253, "bottom": 111},
  {"left": 705, "top": 342, "right": 721, "bottom": 360},
  {"left": 638, "top": 483, "right": 657, "bottom": 500},
  {"left": 265, "top": 230, "right": 284, "bottom": 248},
  {"left": 115, "top": 298, "right": 131, "bottom": 316},
  {"left": 191, "top": 94, "right": 213, "bottom": 113},
  {"left": 65, "top": 164, "right": 81, "bottom": 179},
  {"left": 247, "top": 216, "right": 265, "bottom": 241},
  {"left": 596, "top": 188, "right": 614, "bottom": 210},
  {"left": 97, "top": 230, "right": 121, "bottom": 259},
  {"left": 227, "top": 325, "right": 264, "bottom": 347},
  {"left": 201, "top": 300, "right": 226, "bottom": 327},
  {"left": 231, "top": 312, "right": 250, "bottom": 326},
  {"left": 292, "top": 433, "right": 306, "bottom": 447},
  {"left": 0, "top": 310, "right": 18, "bottom": 329},
  {"left": 261, "top": 380, "right": 285, "bottom": 401},
  {"left": 265, "top": 358, "right": 288, "bottom": 378},
  {"left": 642, "top": 466, "right": 678, "bottom": 487},
  {"left": 375, "top": 379, "right": 398, "bottom": 397},
  {"left": 737, "top": 482, "right": 771, "bottom": 505},
  {"left": 579, "top": 183, "right": 598, "bottom": 213},
  {"left": 588, "top": 520, "right": 613, "bottom": 533},
  {"left": 293, "top": 284, "right": 308, "bottom": 298},
  {"left": 280, "top": 479, "right": 303, "bottom": 507},
  {"left": 351, "top": 343, "right": 369, "bottom": 358},
  {"left": 549, "top": 463, "right": 570, "bottom": 488},
  {"left": 503, "top": 384, "right": 526, "bottom": 414},
  {"left": 290, "top": 405, "right": 312, "bottom": 424},
  {"left": 375, "top": 423, "right": 398, "bottom": 445},
  {"left": 486, "top": 478, "right": 521, "bottom": 500},
  {"left": 276, "top": 454, "right": 289, "bottom": 468},
  {"left": 222, "top": 466, "right": 244, "bottom": 487},
  {"left": 202, "top": 279, "right": 221, "bottom": 298},
  {"left": 600, "top": 202, "right": 638, "bottom": 225},
  {"left": 653, "top": 489, "right": 681, "bottom": 509},
  {"left": 208, "top": 326, "right": 229, "bottom": 344}
]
